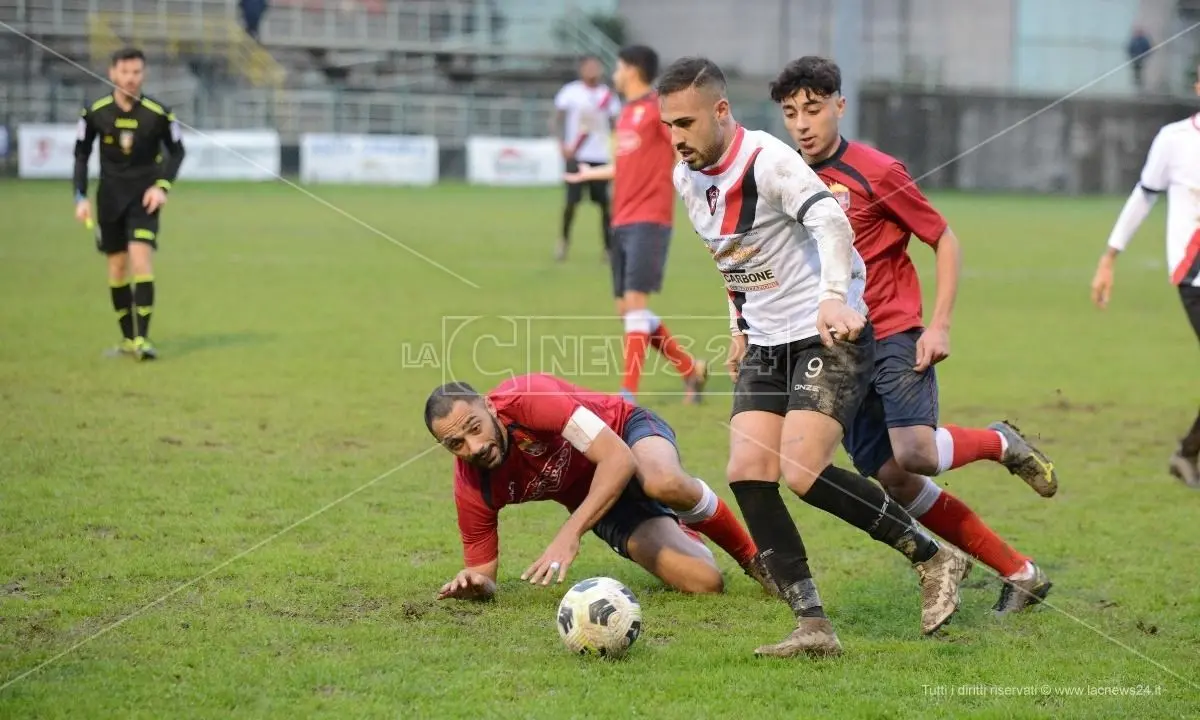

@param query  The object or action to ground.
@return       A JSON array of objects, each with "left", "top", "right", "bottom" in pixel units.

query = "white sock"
[
  {"left": 623, "top": 308, "right": 654, "bottom": 335},
  {"left": 933, "top": 427, "right": 955, "bottom": 475},
  {"left": 902, "top": 476, "right": 942, "bottom": 518},
  {"left": 676, "top": 478, "right": 718, "bottom": 524},
  {"left": 1006, "top": 561, "right": 1035, "bottom": 582},
  {"left": 996, "top": 430, "right": 1009, "bottom": 456}
]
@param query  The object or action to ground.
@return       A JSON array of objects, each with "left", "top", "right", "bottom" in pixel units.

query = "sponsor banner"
[
  {"left": 18, "top": 124, "right": 280, "bottom": 181},
  {"left": 466, "top": 136, "right": 565, "bottom": 186},
  {"left": 300, "top": 133, "right": 439, "bottom": 186}
]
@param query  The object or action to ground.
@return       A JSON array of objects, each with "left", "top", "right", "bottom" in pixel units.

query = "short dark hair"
[
  {"left": 654, "top": 56, "right": 727, "bottom": 97},
  {"left": 111, "top": 47, "right": 146, "bottom": 66},
  {"left": 617, "top": 45, "right": 659, "bottom": 84},
  {"left": 769, "top": 56, "right": 841, "bottom": 103},
  {"left": 424, "top": 381, "right": 482, "bottom": 435}
]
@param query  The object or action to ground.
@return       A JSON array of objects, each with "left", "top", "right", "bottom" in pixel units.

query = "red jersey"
[
  {"left": 612, "top": 92, "right": 676, "bottom": 227},
  {"left": 453, "top": 373, "right": 636, "bottom": 567},
  {"left": 810, "top": 139, "right": 948, "bottom": 340}
]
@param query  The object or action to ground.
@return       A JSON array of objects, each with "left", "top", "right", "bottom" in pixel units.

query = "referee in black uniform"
[{"left": 74, "top": 47, "right": 185, "bottom": 361}]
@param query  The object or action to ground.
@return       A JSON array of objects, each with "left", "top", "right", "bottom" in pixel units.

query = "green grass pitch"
[{"left": 1, "top": 178, "right": 1198, "bottom": 719}]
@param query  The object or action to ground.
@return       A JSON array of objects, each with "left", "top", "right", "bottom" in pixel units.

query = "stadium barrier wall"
[
  {"left": 465, "top": 137, "right": 564, "bottom": 186},
  {"left": 299, "top": 134, "right": 439, "bottom": 186},
  {"left": 16, "top": 124, "right": 281, "bottom": 181},
  {"left": 857, "top": 88, "right": 1195, "bottom": 195}
]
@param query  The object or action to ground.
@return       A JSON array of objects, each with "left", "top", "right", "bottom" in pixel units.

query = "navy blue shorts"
[
  {"left": 610, "top": 223, "right": 671, "bottom": 297},
  {"left": 843, "top": 328, "right": 939, "bottom": 478},
  {"left": 590, "top": 407, "right": 678, "bottom": 558}
]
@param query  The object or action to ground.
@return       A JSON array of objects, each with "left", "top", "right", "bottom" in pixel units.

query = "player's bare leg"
[
  {"left": 893, "top": 422, "right": 1058, "bottom": 498},
  {"left": 104, "top": 251, "right": 136, "bottom": 357},
  {"left": 877, "top": 461, "right": 1051, "bottom": 615},
  {"left": 625, "top": 516, "right": 723, "bottom": 594},
  {"left": 127, "top": 241, "right": 157, "bottom": 361},
  {"left": 776, "top": 410, "right": 969, "bottom": 636},
  {"left": 725, "top": 411, "right": 840, "bottom": 657},
  {"left": 629, "top": 435, "right": 774, "bottom": 595}
]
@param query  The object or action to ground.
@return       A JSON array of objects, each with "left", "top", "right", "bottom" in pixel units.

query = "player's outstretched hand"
[
  {"left": 726, "top": 333, "right": 747, "bottom": 381},
  {"left": 1091, "top": 256, "right": 1115, "bottom": 309},
  {"left": 142, "top": 186, "right": 167, "bottom": 214},
  {"left": 522, "top": 531, "right": 580, "bottom": 586},
  {"left": 816, "top": 299, "right": 866, "bottom": 347},
  {"left": 436, "top": 569, "right": 497, "bottom": 601},
  {"left": 74, "top": 199, "right": 92, "bottom": 226},
  {"left": 914, "top": 325, "right": 950, "bottom": 372}
]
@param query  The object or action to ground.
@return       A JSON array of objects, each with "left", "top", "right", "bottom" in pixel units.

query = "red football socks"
[
  {"left": 941, "top": 425, "right": 1004, "bottom": 470},
  {"left": 621, "top": 331, "right": 650, "bottom": 395},
  {"left": 918, "top": 491, "right": 1028, "bottom": 577},
  {"left": 687, "top": 498, "right": 758, "bottom": 566},
  {"left": 650, "top": 323, "right": 697, "bottom": 379}
]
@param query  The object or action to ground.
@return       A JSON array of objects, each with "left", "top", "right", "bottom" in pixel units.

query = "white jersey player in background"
[
  {"left": 551, "top": 56, "right": 622, "bottom": 262},
  {"left": 655, "top": 56, "right": 970, "bottom": 659},
  {"left": 1091, "top": 72, "right": 1200, "bottom": 487}
]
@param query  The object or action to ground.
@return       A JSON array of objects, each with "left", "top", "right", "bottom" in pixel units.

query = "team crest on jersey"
[
  {"left": 512, "top": 428, "right": 548, "bottom": 457},
  {"left": 828, "top": 182, "right": 851, "bottom": 211},
  {"left": 706, "top": 185, "right": 720, "bottom": 215},
  {"left": 118, "top": 130, "right": 134, "bottom": 155},
  {"left": 631, "top": 105, "right": 645, "bottom": 125}
]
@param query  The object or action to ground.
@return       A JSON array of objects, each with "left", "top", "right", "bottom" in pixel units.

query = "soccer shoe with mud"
[
  {"left": 989, "top": 421, "right": 1058, "bottom": 498},
  {"left": 993, "top": 562, "right": 1052, "bottom": 615},
  {"left": 914, "top": 545, "right": 972, "bottom": 635},
  {"left": 742, "top": 552, "right": 783, "bottom": 599},
  {"left": 754, "top": 617, "right": 843, "bottom": 658},
  {"left": 133, "top": 337, "right": 158, "bottom": 362},
  {"left": 1168, "top": 448, "right": 1200, "bottom": 488},
  {"left": 682, "top": 359, "right": 708, "bottom": 405}
]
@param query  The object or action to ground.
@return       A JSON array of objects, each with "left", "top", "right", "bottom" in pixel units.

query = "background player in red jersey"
[
  {"left": 426, "top": 374, "right": 771, "bottom": 600},
  {"left": 770, "top": 56, "right": 1057, "bottom": 613},
  {"left": 565, "top": 45, "right": 707, "bottom": 405}
]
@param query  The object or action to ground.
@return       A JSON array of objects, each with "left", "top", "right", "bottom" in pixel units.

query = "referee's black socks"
[
  {"left": 110, "top": 279, "right": 134, "bottom": 341},
  {"left": 132, "top": 274, "right": 155, "bottom": 340},
  {"left": 799, "top": 465, "right": 939, "bottom": 564},
  {"left": 730, "top": 481, "right": 826, "bottom": 620}
]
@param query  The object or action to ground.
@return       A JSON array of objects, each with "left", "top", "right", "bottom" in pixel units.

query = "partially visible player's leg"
[
  {"left": 625, "top": 517, "right": 723, "bottom": 594},
  {"left": 725, "top": 351, "right": 840, "bottom": 657},
  {"left": 591, "top": 485, "right": 722, "bottom": 594},
  {"left": 126, "top": 205, "right": 160, "bottom": 360},
  {"left": 772, "top": 329, "right": 968, "bottom": 636},
  {"left": 588, "top": 178, "right": 612, "bottom": 259},
  {"left": 1170, "top": 287, "right": 1200, "bottom": 486},
  {"left": 623, "top": 412, "right": 761, "bottom": 579},
  {"left": 878, "top": 330, "right": 1057, "bottom": 496},
  {"left": 856, "top": 334, "right": 1052, "bottom": 612},
  {"left": 557, "top": 161, "right": 585, "bottom": 261},
  {"left": 99, "top": 208, "right": 136, "bottom": 355},
  {"left": 611, "top": 226, "right": 648, "bottom": 402}
]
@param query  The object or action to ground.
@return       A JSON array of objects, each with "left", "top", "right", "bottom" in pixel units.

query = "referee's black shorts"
[{"left": 96, "top": 195, "right": 160, "bottom": 256}]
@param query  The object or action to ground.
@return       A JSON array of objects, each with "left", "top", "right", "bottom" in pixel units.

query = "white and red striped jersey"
[
  {"left": 673, "top": 126, "right": 867, "bottom": 346},
  {"left": 554, "top": 81, "right": 621, "bottom": 165},
  {"left": 1107, "top": 114, "right": 1200, "bottom": 287}
]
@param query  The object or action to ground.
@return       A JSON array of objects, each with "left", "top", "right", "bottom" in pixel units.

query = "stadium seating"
[{"left": 0, "top": 0, "right": 617, "bottom": 143}]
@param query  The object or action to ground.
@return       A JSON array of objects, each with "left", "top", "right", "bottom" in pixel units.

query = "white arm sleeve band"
[
  {"left": 1105, "top": 184, "right": 1159, "bottom": 253},
  {"left": 808, "top": 195, "right": 855, "bottom": 303},
  {"left": 561, "top": 406, "right": 608, "bottom": 453}
]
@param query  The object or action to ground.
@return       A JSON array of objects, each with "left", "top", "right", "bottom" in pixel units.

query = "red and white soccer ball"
[{"left": 556, "top": 576, "right": 642, "bottom": 658}]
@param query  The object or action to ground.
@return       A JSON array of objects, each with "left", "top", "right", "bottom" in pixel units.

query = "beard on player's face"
[{"left": 466, "top": 409, "right": 507, "bottom": 469}]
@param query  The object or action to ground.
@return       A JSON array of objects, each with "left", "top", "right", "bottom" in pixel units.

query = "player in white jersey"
[
  {"left": 1092, "top": 97, "right": 1200, "bottom": 487},
  {"left": 656, "top": 57, "right": 971, "bottom": 658},
  {"left": 552, "top": 56, "right": 622, "bottom": 263}
]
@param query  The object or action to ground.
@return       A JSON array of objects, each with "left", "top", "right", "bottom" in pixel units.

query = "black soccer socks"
[
  {"left": 800, "top": 465, "right": 939, "bottom": 564},
  {"left": 730, "top": 480, "right": 825, "bottom": 619},
  {"left": 110, "top": 280, "right": 134, "bottom": 341},
  {"left": 132, "top": 274, "right": 154, "bottom": 340}
]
